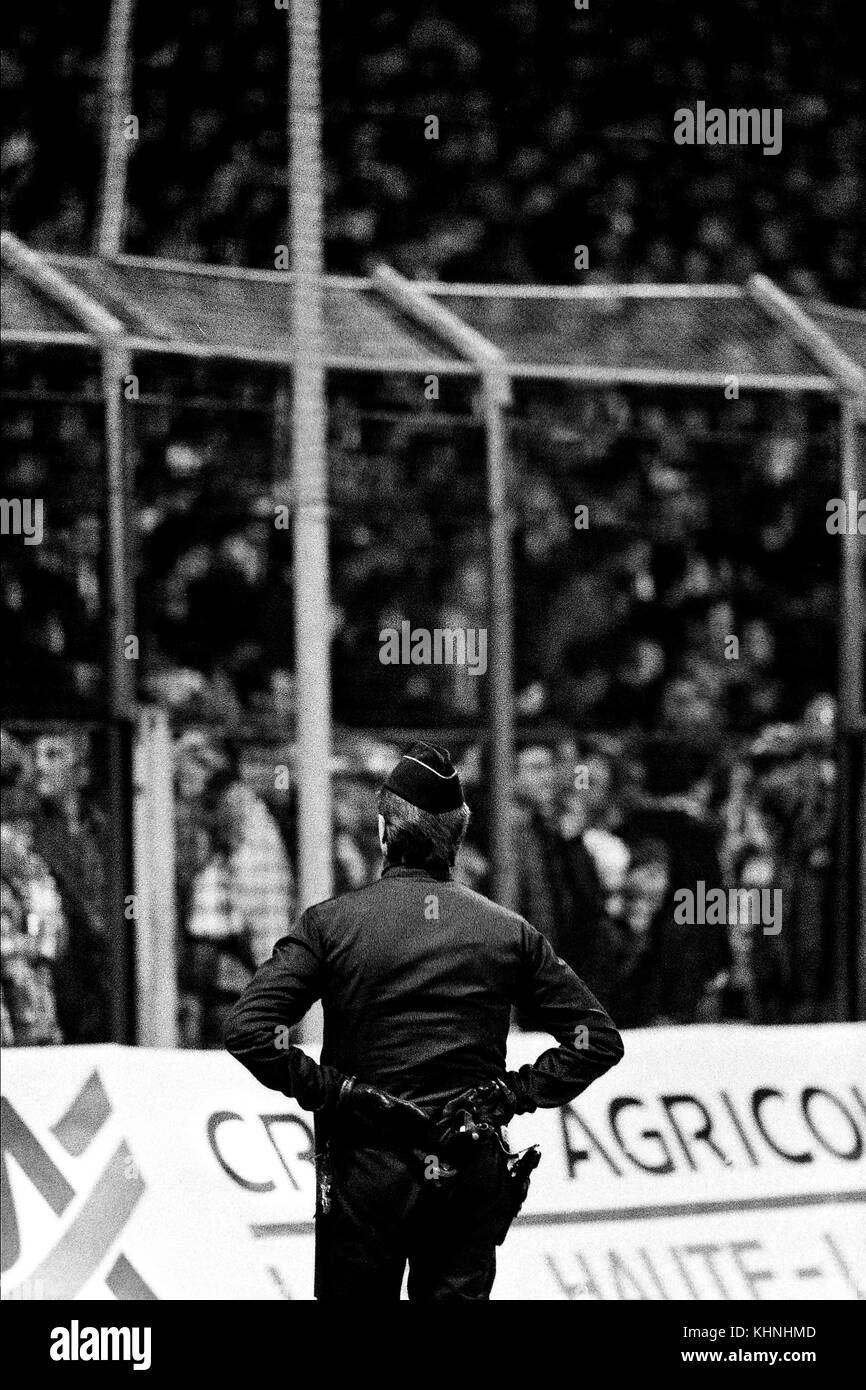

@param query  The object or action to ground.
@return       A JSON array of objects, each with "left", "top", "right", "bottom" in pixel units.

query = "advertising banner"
[{"left": 2, "top": 1025, "right": 864, "bottom": 1300}]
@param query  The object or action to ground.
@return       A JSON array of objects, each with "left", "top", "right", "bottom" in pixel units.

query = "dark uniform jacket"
[{"left": 225, "top": 863, "right": 624, "bottom": 1120}]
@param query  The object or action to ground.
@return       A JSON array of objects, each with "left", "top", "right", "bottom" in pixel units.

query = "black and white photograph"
[{"left": 1, "top": 0, "right": 864, "bottom": 1352}]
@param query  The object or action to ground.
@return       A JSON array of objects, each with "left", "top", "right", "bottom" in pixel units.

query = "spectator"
[
  {"left": 513, "top": 743, "right": 561, "bottom": 954},
  {"left": 601, "top": 839, "right": 672, "bottom": 1028},
  {"left": 623, "top": 732, "right": 731, "bottom": 1023},
  {"left": 177, "top": 736, "right": 294, "bottom": 1046},
  {"left": 1, "top": 813, "right": 66, "bottom": 1045},
  {"left": 27, "top": 732, "right": 108, "bottom": 1043},
  {"left": 553, "top": 748, "right": 629, "bottom": 979}
]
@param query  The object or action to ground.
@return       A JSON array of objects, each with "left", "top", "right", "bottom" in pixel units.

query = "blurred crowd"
[
  {"left": 117, "top": 385, "right": 844, "bottom": 735},
  {"left": 4, "top": 359, "right": 838, "bottom": 732},
  {"left": 0, "top": 0, "right": 856, "bottom": 1043},
  {"left": 3, "top": 1, "right": 863, "bottom": 307},
  {"left": 1, "top": 387, "right": 105, "bottom": 714},
  {"left": 0, "top": 368, "right": 846, "bottom": 1047},
  {"left": 1, "top": 694, "right": 839, "bottom": 1047},
  {"left": 0, "top": 729, "right": 108, "bottom": 1046},
  {"left": 505, "top": 701, "right": 838, "bottom": 1030}
]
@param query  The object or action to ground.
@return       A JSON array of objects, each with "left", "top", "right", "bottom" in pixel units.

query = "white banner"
[
  {"left": 499, "top": 1022, "right": 866, "bottom": 1301},
  {"left": 1, "top": 1025, "right": 864, "bottom": 1300}
]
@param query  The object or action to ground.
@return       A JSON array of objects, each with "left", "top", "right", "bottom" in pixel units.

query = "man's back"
[
  {"left": 313, "top": 865, "right": 529, "bottom": 1109},
  {"left": 226, "top": 860, "right": 622, "bottom": 1119}
]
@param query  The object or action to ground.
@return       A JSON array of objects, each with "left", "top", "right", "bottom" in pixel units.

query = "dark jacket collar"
[{"left": 381, "top": 863, "right": 452, "bottom": 884}]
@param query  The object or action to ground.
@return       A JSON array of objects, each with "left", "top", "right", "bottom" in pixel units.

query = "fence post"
[
  {"left": 289, "top": 0, "right": 332, "bottom": 1044},
  {"left": 133, "top": 706, "right": 178, "bottom": 1046}
]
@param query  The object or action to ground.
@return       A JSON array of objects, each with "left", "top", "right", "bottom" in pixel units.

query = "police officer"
[{"left": 225, "top": 742, "right": 624, "bottom": 1301}]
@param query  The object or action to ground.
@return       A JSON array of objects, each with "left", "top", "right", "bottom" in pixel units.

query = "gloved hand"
[
  {"left": 333, "top": 1076, "right": 431, "bottom": 1142},
  {"left": 435, "top": 1076, "right": 518, "bottom": 1149}
]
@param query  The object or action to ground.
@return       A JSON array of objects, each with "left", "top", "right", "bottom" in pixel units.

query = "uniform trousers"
[{"left": 314, "top": 1131, "right": 516, "bottom": 1301}]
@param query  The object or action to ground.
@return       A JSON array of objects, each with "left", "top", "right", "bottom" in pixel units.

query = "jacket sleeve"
[
  {"left": 223, "top": 908, "right": 345, "bottom": 1112},
  {"left": 509, "top": 919, "right": 624, "bottom": 1111}
]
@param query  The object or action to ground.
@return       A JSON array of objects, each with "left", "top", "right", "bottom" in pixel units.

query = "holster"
[
  {"left": 315, "top": 1141, "right": 333, "bottom": 1217},
  {"left": 495, "top": 1142, "right": 542, "bottom": 1245}
]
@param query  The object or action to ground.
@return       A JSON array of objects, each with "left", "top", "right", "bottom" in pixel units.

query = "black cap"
[{"left": 383, "top": 741, "right": 464, "bottom": 813}]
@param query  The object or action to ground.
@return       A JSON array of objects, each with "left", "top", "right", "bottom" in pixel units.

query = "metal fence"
[{"left": 2, "top": 240, "right": 864, "bottom": 1040}]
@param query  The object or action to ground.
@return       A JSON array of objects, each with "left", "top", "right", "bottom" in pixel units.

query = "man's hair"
[{"left": 377, "top": 786, "right": 470, "bottom": 872}]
